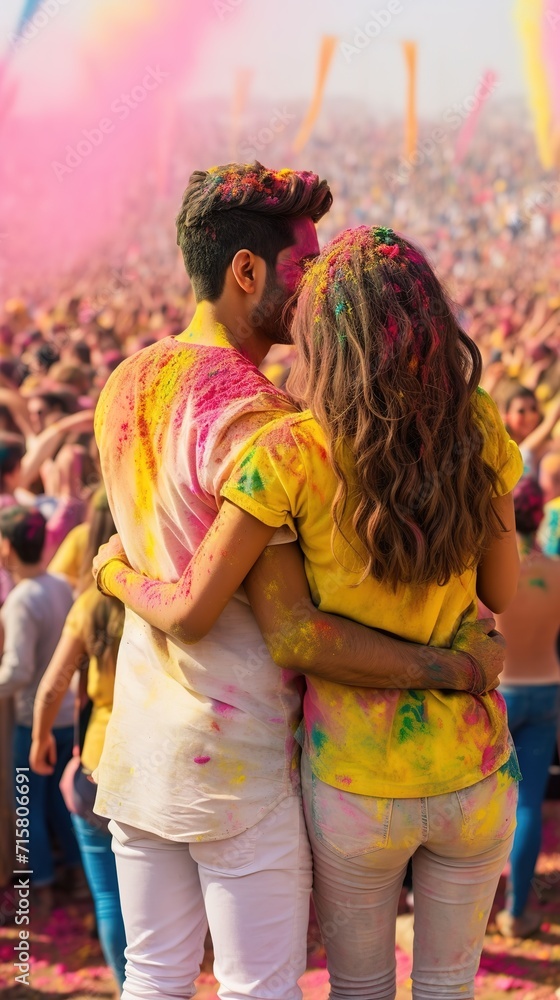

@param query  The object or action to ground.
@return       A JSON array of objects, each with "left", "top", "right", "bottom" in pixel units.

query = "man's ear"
[{"left": 230, "top": 250, "right": 267, "bottom": 296}]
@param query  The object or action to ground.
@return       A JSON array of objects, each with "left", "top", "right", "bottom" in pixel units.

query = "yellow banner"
[{"left": 514, "top": 0, "right": 554, "bottom": 170}]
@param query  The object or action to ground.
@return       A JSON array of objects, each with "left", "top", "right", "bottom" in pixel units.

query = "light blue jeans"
[
  {"left": 71, "top": 814, "right": 127, "bottom": 988},
  {"left": 302, "top": 756, "right": 517, "bottom": 1000}
]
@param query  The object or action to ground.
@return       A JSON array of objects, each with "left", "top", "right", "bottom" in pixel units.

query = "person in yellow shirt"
[
  {"left": 31, "top": 489, "right": 126, "bottom": 991},
  {"left": 96, "top": 226, "right": 522, "bottom": 998},
  {"left": 47, "top": 520, "right": 89, "bottom": 589}
]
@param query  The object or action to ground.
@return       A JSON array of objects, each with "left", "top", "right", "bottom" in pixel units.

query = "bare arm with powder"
[{"left": 93, "top": 501, "right": 502, "bottom": 693}]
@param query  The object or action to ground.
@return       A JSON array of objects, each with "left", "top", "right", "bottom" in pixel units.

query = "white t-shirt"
[{"left": 93, "top": 318, "right": 302, "bottom": 841}]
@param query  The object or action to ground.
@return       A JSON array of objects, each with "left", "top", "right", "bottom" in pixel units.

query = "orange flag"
[
  {"left": 293, "top": 35, "right": 337, "bottom": 154},
  {"left": 402, "top": 41, "right": 418, "bottom": 160}
]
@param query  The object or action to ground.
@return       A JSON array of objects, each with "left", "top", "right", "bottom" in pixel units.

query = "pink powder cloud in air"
[{"left": 0, "top": 0, "right": 213, "bottom": 293}]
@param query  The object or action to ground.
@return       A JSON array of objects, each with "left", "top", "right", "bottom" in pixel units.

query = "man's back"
[
  {"left": 94, "top": 328, "right": 303, "bottom": 841},
  {"left": 0, "top": 572, "right": 74, "bottom": 727},
  {"left": 497, "top": 554, "right": 560, "bottom": 681}
]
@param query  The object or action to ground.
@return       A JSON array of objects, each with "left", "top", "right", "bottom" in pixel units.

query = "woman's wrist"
[{"left": 97, "top": 557, "right": 129, "bottom": 597}]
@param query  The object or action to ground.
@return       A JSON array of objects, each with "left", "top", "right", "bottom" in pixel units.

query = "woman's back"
[{"left": 223, "top": 386, "right": 522, "bottom": 799}]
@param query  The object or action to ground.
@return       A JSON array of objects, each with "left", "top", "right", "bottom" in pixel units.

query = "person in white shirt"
[{"left": 0, "top": 506, "right": 79, "bottom": 914}]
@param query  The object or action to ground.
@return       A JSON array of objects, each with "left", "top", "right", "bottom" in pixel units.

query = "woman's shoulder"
[{"left": 470, "top": 385, "right": 502, "bottom": 424}]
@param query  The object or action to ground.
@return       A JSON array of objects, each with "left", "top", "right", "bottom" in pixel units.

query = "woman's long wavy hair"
[{"left": 286, "top": 226, "right": 504, "bottom": 589}]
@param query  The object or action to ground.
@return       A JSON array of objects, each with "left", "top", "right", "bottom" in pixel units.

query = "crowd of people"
[{"left": 0, "top": 100, "right": 559, "bottom": 998}]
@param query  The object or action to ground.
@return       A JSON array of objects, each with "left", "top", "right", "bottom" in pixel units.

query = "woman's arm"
[
  {"left": 20, "top": 410, "right": 95, "bottom": 490},
  {"left": 30, "top": 632, "right": 87, "bottom": 775},
  {"left": 518, "top": 395, "right": 560, "bottom": 459},
  {"left": 476, "top": 492, "right": 520, "bottom": 614},
  {"left": 0, "top": 389, "right": 34, "bottom": 439},
  {"left": 95, "top": 502, "right": 503, "bottom": 693}
]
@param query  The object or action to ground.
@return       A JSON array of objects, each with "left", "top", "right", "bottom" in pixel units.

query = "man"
[
  {"left": 92, "top": 163, "right": 502, "bottom": 1000},
  {"left": 0, "top": 507, "right": 79, "bottom": 917}
]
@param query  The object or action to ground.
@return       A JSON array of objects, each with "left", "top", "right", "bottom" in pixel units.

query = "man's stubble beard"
[{"left": 247, "top": 272, "right": 294, "bottom": 346}]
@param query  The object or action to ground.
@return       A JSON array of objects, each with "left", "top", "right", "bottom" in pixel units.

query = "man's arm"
[
  {"left": 243, "top": 542, "right": 501, "bottom": 693},
  {"left": 94, "top": 504, "right": 501, "bottom": 693}
]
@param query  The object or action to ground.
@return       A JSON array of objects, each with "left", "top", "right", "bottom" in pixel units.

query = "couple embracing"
[{"left": 91, "top": 162, "right": 522, "bottom": 1000}]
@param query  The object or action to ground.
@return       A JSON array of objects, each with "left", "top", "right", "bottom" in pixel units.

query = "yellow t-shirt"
[
  {"left": 62, "top": 587, "right": 118, "bottom": 773},
  {"left": 222, "top": 388, "right": 524, "bottom": 798},
  {"left": 48, "top": 522, "right": 89, "bottom": 590}
]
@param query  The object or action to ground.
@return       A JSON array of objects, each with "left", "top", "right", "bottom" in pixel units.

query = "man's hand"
[
  {"left": 452, "top": 617, "right": 505, "bottom": 693},
  {"left": 92, "top": 533, "right": 129, "bottom": 593},
  {"left": 29, "top": 733, "right": 57, "bottom": 775}
]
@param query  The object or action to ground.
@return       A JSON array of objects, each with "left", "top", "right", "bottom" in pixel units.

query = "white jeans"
[
  {"left": 302, "top": 756, "right": 517, "bottom": 1000},
  {"left": 110, "top": 795, "right": 312, "bottom": 1000}
]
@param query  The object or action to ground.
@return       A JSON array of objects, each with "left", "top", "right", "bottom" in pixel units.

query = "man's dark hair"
[
  {"left": 0, "top": 435, "right": 25, "bottom": 491},
  {"left": 34, "top": 343, "right": 60, "bottom": 370},
  {"left": 504, "top": 386, "right": 537, "bottom": 413},
  {"left": 176, "top": 162, "right": 332, "bottom": 301},
  {"left": 0, "top": 506, "right": 46, "bottom": 564},
  {"left": 71, "top": 341, "right": 91, "bottom": 365},
  {"left": 34, "top": 391, "right": 78, "bottom": 415}
]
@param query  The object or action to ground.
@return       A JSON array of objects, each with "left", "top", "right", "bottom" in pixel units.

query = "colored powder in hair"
[
  {"left": 201, "top": 164, "right": 316, "bottom": 212},
  {"left": 301, "top": 224, "right": 412, "bottom": 325}
]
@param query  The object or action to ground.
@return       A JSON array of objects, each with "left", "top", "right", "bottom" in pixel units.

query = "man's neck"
[
  {"left": 11, "top": 562, "right": 43, "bottom": 584},
  {"left": 184, "top": 301, "right": 271, "bottom": 368}
]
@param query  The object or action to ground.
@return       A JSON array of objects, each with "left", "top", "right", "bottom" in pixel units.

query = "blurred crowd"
[{"left": 0, "top": 99, "right": 559, "bottom": 989}]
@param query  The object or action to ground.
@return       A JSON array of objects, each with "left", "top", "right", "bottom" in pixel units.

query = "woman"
[
  {"left": 95, "top": 226, "right": 522, "bottom": 998},
  {"left": 31, "top": 487, "right": 127, "bottom": 991},
  {"left": 494, "top": 477, "right": 560, "bottom": 939},
  {"left": 504, "top": 386, "right": 560, "bottom": 478}
]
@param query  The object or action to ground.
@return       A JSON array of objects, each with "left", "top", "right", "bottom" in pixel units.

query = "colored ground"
[{"left": 1, "top": 803, "right": 559, "bottom": 1000}]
